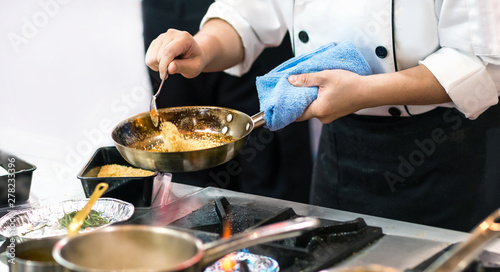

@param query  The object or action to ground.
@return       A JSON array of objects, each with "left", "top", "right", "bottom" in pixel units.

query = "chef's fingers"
[
  {"left": 145, "top": 37, "right": 161, "bottom": 71},
  {"left": 156, "top": 31, "right": 187, "bottom": 79},
  {"left": 145, "top": 30, "right": 200, "bottom": 79},
  {"left": 288, "top": 72, "right": 323, "bottom": 88},
  {"left": 296, "top": 99, "right": 333, "bottom": 123},
  {"left": 296, "top": 105, "right": 314, "bottom": 122},
  {"left": 289, "top": 72, "right": 324, "bottom": 122},
  {"left": 170, "top": 57, "right": 205, "bottom": 79},
  {"left": 288, "top": 74, "right": 321, "bottom": 122},
  {"left": 294, "top": 70, "right": 365, "bottom": 124}
]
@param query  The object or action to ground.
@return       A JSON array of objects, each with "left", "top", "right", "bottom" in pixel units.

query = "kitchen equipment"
[
  {"left": 0, "top": 150, "right": 36, "bottom": 206},
  {"left": 205, "top": 251, "right": 279, "bottom": 272},
  {"left": 66, "top": 183, "right": 108, "bottom": 237},
  {"left": 52, "top": 217, "right": 320, "bottom": 271},
  {"left": 8, "top": 184, "right": 106, "bottom": 272},
  {"left": 149, "top": 194, "right": 384, "bottom": 271},
  {"left": 112, "top": 106, "right": 265, "bottom": 172},
  {"left": 8, "top": 237, "right": 69, "bottom": 272},
  {"left": 78, "top": 147, "right": 156, "bottom": 205},
  {"left": 331, "top": 208, "right": 500, "bottom": 272},
  {"left": 0, "top": 198, "right": 134, "bottom": 242},
  {"left": 150, "top": 73, "right": 168, "bottom": 127},
  {"left": 422, "top": 208, "right": 500, "bottom": 272},
  {"left": 334, "top": 265, "right": 399, "bottom": 272},
  {"left": 77, "top": 147, "right": 168, "bottom": 207},
  {"left": 127, "top": 186, "right": 500, "bottom": 272}
]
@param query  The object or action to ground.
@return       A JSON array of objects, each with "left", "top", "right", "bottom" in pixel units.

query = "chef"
[{"left": 145, "top": 0, "right": 500, "bottom": 231}]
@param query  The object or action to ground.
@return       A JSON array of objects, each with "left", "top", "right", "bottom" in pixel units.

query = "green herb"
[
  {"left": 58, "top": 210, "right": 110, "bottom": 229},
  {"left": 21, "top": 224, "right": 50, "bottom": 236}
]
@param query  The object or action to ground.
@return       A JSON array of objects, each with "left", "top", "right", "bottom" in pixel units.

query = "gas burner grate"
[{"left": 167, "top": 197, "right": 384, "bottom": 271}]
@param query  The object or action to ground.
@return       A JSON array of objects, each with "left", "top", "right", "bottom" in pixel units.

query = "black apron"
[
  {"left": 142, "top": 0, "right": 313, "bottom": 203},
  {"left": 311, "top": 105, "right": 500, "bottom": 232}
]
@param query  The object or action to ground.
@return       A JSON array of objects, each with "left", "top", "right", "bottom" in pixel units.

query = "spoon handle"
[
  {"left": 150, "top": 73, "right": 168, "bottom": 127},
  {"left": 66, "top": 183, "right": 109, "bottom": 237}
]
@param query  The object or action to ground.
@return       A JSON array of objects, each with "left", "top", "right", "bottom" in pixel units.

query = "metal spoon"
[
  {"left": 150, "top": 73, "right": 168, "bottom": 127},
  {"left": 66, "top": 182, "right": 109, "bottom": 237}
]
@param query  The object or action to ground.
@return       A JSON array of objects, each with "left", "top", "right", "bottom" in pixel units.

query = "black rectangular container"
[
  {"left": 78, "top": 146, "right": 158, "bottom": 207},
  {"left": 0, "top": 150, "right": 36, "bottom": 206}
]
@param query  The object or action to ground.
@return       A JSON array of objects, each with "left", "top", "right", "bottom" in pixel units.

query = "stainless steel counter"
[
  {"left": 125, "top": 185, "right": 500, "bottom": 271},
  {"left": 2, "top": 159, "right": 500, "bottom": 271}
]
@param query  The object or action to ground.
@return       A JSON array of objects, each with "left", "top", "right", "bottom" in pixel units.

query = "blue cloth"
[{"left": 256, "top": 42, "right": 372, "bottom": 131}]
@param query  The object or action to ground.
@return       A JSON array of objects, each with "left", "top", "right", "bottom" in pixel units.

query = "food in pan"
[
  {"left": 0, "top": 199, "right": 133, "bottom": 239},
  {"left": 159, "top": 121, "right": 184, "bottom": 152},
  {"left": 97, "top": 164, "right": 154, "bottom": 177},
  {"left": 145, "top": 121, "right": 234, "bottom": 152},
  {"left": 58, "top": 210, "right": 110, "bottom": 229}
]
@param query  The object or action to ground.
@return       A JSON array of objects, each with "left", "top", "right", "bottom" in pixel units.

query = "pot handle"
[
  {"left": 199, "top": 216, "right": 320, "bottom": 268},
  {"left": 424, "top": 208, "right": 500, "bottom": 272},
  {"left": 251, "top": 111, "right": 266, "bottom": 129}
]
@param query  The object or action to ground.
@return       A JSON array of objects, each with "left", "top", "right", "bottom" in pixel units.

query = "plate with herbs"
[{"left": 0, "top": 198, "right": 134, "bottom": 240}]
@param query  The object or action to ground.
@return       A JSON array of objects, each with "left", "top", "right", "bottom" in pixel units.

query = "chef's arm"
[
  {"left": 145, "top": 19, "right": 244, "bottom": 79},
  {"left": 194, "top": 19, "right": 244, "bottom": 72},
  {"left": 360, "top": 65, "right": 451, "bottom": 107},
  {"left": 419, "top": 48, "right": 500, "bottom": 119},
  {"left": 291, "top": 65, "right": 451, "bottom": 124},
  {"left": 293, "top": 55, "right": 499, "bottom": 124},
  {"left": 416, "top": 1, "right": 500, "bottom": 119}
]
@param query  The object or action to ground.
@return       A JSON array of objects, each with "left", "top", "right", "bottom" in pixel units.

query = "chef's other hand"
[
  {"left": 288, "top": 70, "right": 367, "bottom": 124},
  {"left": 145, "top": 29, "right": 206, "bottom": 79}
]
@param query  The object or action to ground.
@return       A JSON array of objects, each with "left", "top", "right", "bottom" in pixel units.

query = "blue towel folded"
[{"left": 256, "top": 42, "right": 372, "bottom": 131}]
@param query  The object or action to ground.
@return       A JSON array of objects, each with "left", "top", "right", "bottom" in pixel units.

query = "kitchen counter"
[
  {"left": 121, "top": 185, "right": 500, "bottom": 271},
  {"left": 1, "top": 156, "right": 500, "bottom": 271}
]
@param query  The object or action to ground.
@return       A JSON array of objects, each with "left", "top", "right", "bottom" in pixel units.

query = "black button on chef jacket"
[{"left": 298, "top": 31, "right": 309, "bottom": 43}]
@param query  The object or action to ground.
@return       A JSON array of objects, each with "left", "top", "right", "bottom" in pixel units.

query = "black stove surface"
[{"left": 167, "top": 197, "right": 384, "bottom": 272}]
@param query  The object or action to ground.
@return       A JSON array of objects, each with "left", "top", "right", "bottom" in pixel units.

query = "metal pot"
[
  {"left": 111, "top": 107, "right": 265, "bottom": 172},
  {"left": 8, "top": 237, "right": 69, "bottom": 272},
  {"left": 52, "top": 217, "right": 319, "bottom": 272}
]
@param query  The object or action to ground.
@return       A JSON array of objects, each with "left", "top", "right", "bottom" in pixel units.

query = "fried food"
[
  {"left": 145, "top": 121, "right": 233, "bottom": 152},
  {"left": 97, "top": 164, "right": 154, "bottom": 177},
  {"left": 159, "top": 121, "right": 184, "bottom": 152}
]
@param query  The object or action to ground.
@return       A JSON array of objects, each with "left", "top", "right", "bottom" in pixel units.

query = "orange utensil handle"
[{"left": 66, "top": 182, "right": 109, "bottom": 237}]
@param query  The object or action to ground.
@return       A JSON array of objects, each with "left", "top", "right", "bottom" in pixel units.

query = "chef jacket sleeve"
[
  {"left": 200, "top": 0, "right": 291, "bottom": 76},
  {"left": 419, "top": 0, "right": 500, "bottom": 119}
]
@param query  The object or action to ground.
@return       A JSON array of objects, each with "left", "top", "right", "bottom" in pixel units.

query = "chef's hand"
[
  {"left": 145, "top": 19, "right": 244, "bottom": 79},
  {"left": 145, "top": 29, "right": 206, "bottom": 79},
  {"left": 288, "top": 70, "right": 367, "bottom": 124}
]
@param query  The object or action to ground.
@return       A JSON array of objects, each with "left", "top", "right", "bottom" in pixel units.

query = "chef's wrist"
[
  {"left": 195, "top": 19, "right": 245, "bottom": 73},
  {"left": 355, "top": 75, "right": 386, "bottom": 110}
]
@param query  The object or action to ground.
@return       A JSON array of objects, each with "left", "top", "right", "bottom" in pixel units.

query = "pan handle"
[
  {"left": 198, "top": 216, "right": 320, "bottom": 268},
  {"left": 424, "top": 208, "right": 500, "bottom": 272},
  {"left": 251, "top": 111, "right": 266, "bottom": 129}
]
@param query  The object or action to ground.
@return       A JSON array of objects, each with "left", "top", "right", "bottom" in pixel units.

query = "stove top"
[
  {"left": 166, "top": 196, "right": 383, "bottom": 271},
  {"left": 128, "top": 187, "right": 500, "bottom": 271}
]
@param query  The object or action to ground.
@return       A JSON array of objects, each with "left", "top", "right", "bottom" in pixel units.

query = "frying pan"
[
  {"left": 111, "top": 107, "right": 265, "bottom": 172},
  {"left": 52, "top": 217, "right": 319, "bottom": 272}
]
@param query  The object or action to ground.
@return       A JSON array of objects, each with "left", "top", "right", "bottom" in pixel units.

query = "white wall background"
[{"left": 0, "top": 0, "right": 152, "bottom": 202}]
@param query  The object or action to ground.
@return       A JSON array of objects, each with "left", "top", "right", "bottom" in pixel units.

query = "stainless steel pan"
[
  {"left": 111, "top": 107, "right": 265, "bottom": 172},
  {"left": 52, "top": 217, "right": 319, "bottom": 272}
]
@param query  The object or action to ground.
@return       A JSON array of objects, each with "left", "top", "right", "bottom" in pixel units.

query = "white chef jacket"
[{"left": 201, "top": 0, "right": 500, "bottom": 119}]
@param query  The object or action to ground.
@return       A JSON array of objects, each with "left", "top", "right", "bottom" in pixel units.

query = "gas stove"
[
  {"left": 166, "top": 196, "right": 383, "bottom": 271},
  {"left": 128, "top": 186, "right": 500, "bottom": 271}
]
